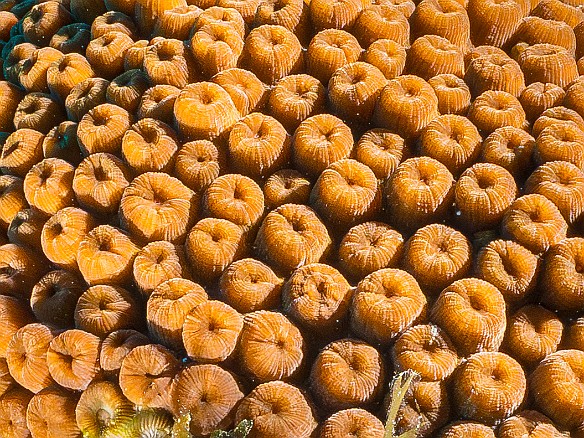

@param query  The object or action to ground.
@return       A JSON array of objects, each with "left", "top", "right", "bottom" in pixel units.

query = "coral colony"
[{"left": 1, "top": 0, "right": 584, "bottom": 436}]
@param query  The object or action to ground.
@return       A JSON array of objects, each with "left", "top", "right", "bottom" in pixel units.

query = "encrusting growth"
[{"left": 1, "top": 0, "right": 584, "bottom": 433}]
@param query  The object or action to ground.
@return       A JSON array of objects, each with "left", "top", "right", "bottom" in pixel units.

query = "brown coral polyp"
[
  {"left": 407, "top": 35, "right": 465, "bottom": 81},
  {"left": 242, "top": 25, "right": 303, "bottom": 85},
  {"left": 454, "top": 351, "right": 526, "bottom": 425},
  {"left": 13, "top": 93, "right": 66, "bottom": 135},
  {"left": 533, "top": 107, "right": 584, "bottom": 140},
  {"left": 99, "top": 329, "right": 149, "bottom": 375},
  {"left": 185, "top": 217, "right": 246, "bottom": 283},
  {"left": 138, "top": 84, "right": 180, "bottom": 124},
  {"left": 465, "top": 53, "right": 525, "bottom": 98},
  {"left": 26, "top": 387, "right": 81, "bottom": 438},
  {"left": 172, "top": 364, "right": 244, "bottom": 436},
  {"left": 86, "top": 31, "right": 133, "bottom": 79},
  {"left": 173, "top": 81, "right": 240, "bottom": 141},
  {"left": 7, "top": 208, "right": 47, "bottom": 251},
  {"left": 355, "top": 129, "right": 407, "bottom": 180},
  {"left": 193, "top": 6, "right": 246, "bottom": 39},
  {"left": 211, "top": 68, "right": 268, "bottom": 118},
  {"left": 291, "top": 113, "right": 354, "bottom": 178},
  {"left": 320, "top": 408, "right": 384, "bottom": 438},
  {"left": 235, "top": 381, "right": 318, "bottom": 438},
  {"left": 310, "top": 159, "right": 381, "bottom": 228},
  {"left": 191, "top": 22, "right": 243, "bottom": 78},
  {"left": 309, "top": 338, "right": 385, "bottom": 411},
  {"left": 455, "top": 163, "right": 517, "bottom": 231},
  {"left": 353, "top": 4, "right": 410, "bottom": 48},
  {"left": 441, "top": 422, "right": 497, "bottom": 437},
  {"left": 503, "top": 305, "right": 563, "bottom": 367},
  {"left": 518, "top": 44, "right": 578, "bottom": 88},
  {"left": 403, "top": 223, "right": 472, "bottom": 295},
  {"left": 0, "top": 243, "right": 49, "bottom": 299},
  {"left": 4, "top": 43, "right": 37, "bottom": 87},
  {"left": 525, "top": 160, "right": 584, "bottom": 225},
  {"left": 23, "top": 1, "right": 71, "bottom": 46},
  {"left": 350, "top": 268, "right": 427, "bottom": 346},
  {"left": 0, "top": 295, "right": 34, "bottom": 359},
  {"left": 476, "top": 239, "right": 540, "bottom": 305},
  {"left": 228, "top": 112, "right": 291, "bottom": 180},
  {"left": 306, "top": 29, "right": 362, "bottom": 86},
  {"left": 77, "top": 103, "right": 131, "bottom": 156},
  {"left": 76, "top": 224, "right": 140, "bottom": 286},
  {"left": 238, "top": 310, "right": 306, "bottom": 383},
  {"left": 328, "top": 61, "right": 387, "bottom": 124},
  {"left": 154, "top": 5, "right": 202, "bottom": 40},
  {"left": 47, "top": 53, "right": 95, "bottom": 102},
  {"left": 392, "top": 324, "right": 459, "bottom": 381},
  {"left": 203, "top": 173, "right": 264, "bottom": 229},
  {"left": 480, "top": 126, "right": 535, "bottom": 179},
  {"left": 46, "top": 329, "right": 101, "bottom": 391},
  {"left": 467, "top": 0, "right": 529, "bottom": 48},
  {"left": 519, "top": 82, "right": 566, "bottom": 123},
  {"left": 419, "top": 114, "right": 482, "bottom": 177},
  {"left": 282, "top": 263, "right": 352, "bottom": 334},
  {"left": 174, "top": 139, "right": 224, "bottom": 193},
  {"left": 72, "top": 152, "right": 131, "bottom": 216},
  {"left": 75, "top": 284, "right": 139, "bottom": 338},
  {"left": 30, "top": 270, "right": 85, "bottom": 328},
  {"left": 24, "top": 157, "right": 76, "bottom": 216},
  {"left": 530, "top": 349, "right": 584, "bottom": 429},
  {"left": 91, "top": 11, "right": 137, "bottom": 39},
  {"left": 338, "top": 221, "right": 404, "bottom": 280},
  {"left": 410, "top": 0, "right": 471, "bottom": 50},
  {"left": 40, "top": 207, "right": 96, "bottom": 272},
  {"left": 262, "top": 169, "right": 311, "bottom": 209},
  {"left": 385, "top": 157, "right": 455, "bottom": 232},
  {"left": 182, "top": 300, "right": 243, "bottom": 363},
  {"left": 1, "top": 128, "right": 45, "bottom": 178},
  {"left": 514, "top": 15, "right": 576, "bottom": 55},
  {"left": 219, "top": 258, "right": 283, "bottom": 313},
  {"left": 255, "top": 203, "right": 332, "bottom": 273},
  {"left": 120, "top": 171, "right": 198, "bottom": 245},
  {"left": 532, "top": 0, "right": 584, "bottom": 29},
  {"left": 133, "top": 240, "right": 190, "bottom": 297},
  {"left": 119, "top": 343, "right": 179, "bottom": 410},
  {"left": 498, "top": 410, "right": 568, "bottom": 438},
  {"left": 535, "top": 124, "right": 584, "bottom": 171},
  {"left": 467, "top": 90, "right": 527, "bottom": 134},
  {"left": 6, "top": 322, "right": 56, "bottom": 393},
  {"left": 0, "top": 81, "right": 24, "bottom": 132},
  {"left": 309, "top": 0, "right": 365, "bottom": 32},
  {"left": 253, "top": 0, "right": 309, "bottom": 41},
  {"left": 146, "top": 278, "right": 208, "bottom": 351},
  {"left": 541, "top": 237, "right": 584, "bottom": 312},
  {"left": 373, "top": 75, "right": 439, "bottom": 140},
  {"left": 106, "top": 69, "right": 150, "bottom": 114},
  {"left": 0, "top": 388, "right": 33, "bottom": 438},
  {"left": 363, "top": 39, "right": 407, "bottom": 80},
  {"left": 0, "top": 175, "right": 27, "bottom": 231},
  {"left": 64, "top": 77, "right": 109, "bottom": 122},
  {"left": 19, "top": 47, "right": 63, "bottom": 94},
  {"left": 502, "top": 194, "right": 568, "bottom": 255},
  {"left": 430, "top": 278, "right": 506, "bottom": 356}
]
